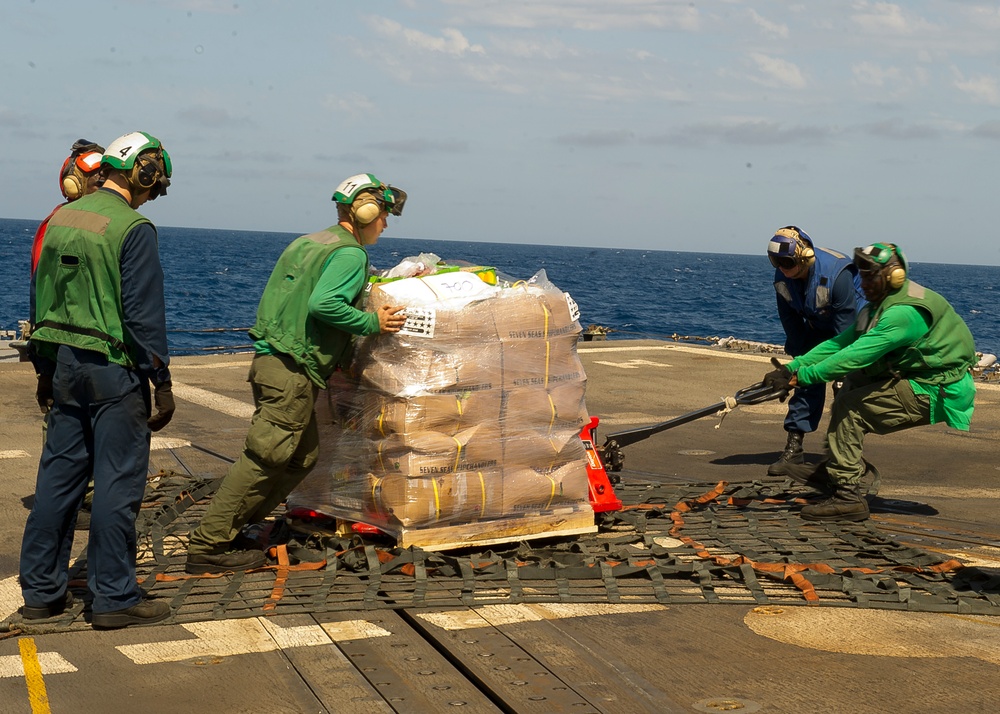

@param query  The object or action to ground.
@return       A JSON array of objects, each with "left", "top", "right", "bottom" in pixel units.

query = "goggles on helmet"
[
  {"left": 853, "top": 243, "right": 895, "bottom": 274},
  {"left": 767, "top": 234, "right": 799, "bottom": 269},
  {"left": 385, "top": 185, "right": 406, "bottom": 216}
]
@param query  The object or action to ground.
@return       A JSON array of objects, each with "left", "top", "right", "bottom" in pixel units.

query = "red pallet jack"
[{"left": 580, "top": 380, "right": 784, "bottom": 513}]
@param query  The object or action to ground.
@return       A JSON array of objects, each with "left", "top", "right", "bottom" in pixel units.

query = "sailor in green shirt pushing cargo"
[
  {"left": 763, "top": 242, "right": 977, "bottom": 522},
  {"left": 186, "top": 174, "right": 409, "bottom": 574}
]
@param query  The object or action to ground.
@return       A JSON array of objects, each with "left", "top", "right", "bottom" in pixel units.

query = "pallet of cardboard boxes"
[{"left": 288, "top": 265, "right": 596, "bottom": 550}]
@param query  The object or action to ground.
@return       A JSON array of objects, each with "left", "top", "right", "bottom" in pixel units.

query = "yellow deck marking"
[{"left": 18, "top": 638, "right": 51, "bottom": 714}]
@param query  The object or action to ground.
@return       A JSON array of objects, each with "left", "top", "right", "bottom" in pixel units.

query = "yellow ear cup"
[
  {"left": 62, "top": 174, "right": 84, "bottom": 200},
  {"left": 352, "top": 194, "right": 382, "bottom": 225},
  {"left": 887, "top": 266, "right": 906, "bottom": 289}
]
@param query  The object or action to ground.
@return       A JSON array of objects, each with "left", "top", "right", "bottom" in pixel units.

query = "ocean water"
[{"left": 2, "top": 217, "right": 998, "bottom": 357}]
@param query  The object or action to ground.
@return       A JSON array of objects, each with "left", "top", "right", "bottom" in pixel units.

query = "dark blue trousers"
[
  {"left": 20, "top": 346, "right": 150, "bottom": 614},
  {"left": 783, "top": 381, "right": 827, "bottom": 434}
]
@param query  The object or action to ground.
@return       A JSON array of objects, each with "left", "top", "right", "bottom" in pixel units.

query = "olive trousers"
[
  {"left": 187, "top": 353, "right": 319, "bottom": 555},
  {"left": 823, "top": 374, "right": 931, "bottom": 485}
]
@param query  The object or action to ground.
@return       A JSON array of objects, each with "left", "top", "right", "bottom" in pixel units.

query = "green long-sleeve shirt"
[
  {"left": 254, "top": 245, "right": 379, "bottom": 355},
  {"left": 788, "top": 304, "right": 975, "bottom": 430}
]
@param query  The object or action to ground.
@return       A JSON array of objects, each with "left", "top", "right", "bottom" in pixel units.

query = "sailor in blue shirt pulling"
[{"left": 765, "top": 226, "right": 865, "bottom": 475}]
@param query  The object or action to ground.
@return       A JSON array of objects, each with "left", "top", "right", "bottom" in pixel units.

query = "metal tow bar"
[{"left": 597, "top": 381, "right": 785, "bottom": 473}]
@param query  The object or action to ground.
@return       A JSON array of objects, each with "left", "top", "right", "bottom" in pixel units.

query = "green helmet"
[
  {"left": 101, "top": 131, "right": 172, "bottom": 200},
  {"left": 332, "top": 173, "right": 407, "bottom": 216},
  {"left": 854, "top": 242, "right": 908, "bottom": 301}
]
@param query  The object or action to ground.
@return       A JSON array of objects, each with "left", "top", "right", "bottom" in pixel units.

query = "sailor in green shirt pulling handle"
[{"left": 762, "top": 242, "right": 977, "bottom": 522}]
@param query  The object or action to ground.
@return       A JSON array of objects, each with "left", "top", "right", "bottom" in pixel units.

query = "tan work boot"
[{"left": 800, "top": 484, "right": 870, "bottom": 522}]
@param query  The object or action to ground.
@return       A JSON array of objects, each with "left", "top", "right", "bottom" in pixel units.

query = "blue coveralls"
[
  {"left": 774, "top": 247, "right": 863, "bottom": 434},
  {"left": 21, "top": 207, "right": 168, "bottom": 614}
]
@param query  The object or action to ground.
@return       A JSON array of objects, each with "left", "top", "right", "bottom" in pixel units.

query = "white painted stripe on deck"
[
  {"left": 0, "top": 450, "right": 30, "bottom": 459},
  {"left": 320, "top": 620, "right": 392, "bottom": 641},
  {"left": 0, "top": 575, "right": 23, "bottom": 621},
  {"left": 170, "top": 382, "right": 254, "bottom": 420},
  {"left": 117, "top": 618, "right": 333, "bottom": 665},
  {"left": 415, "top": 602, "right": 666, "bottom": 630},
  {"left": 0, "top": 652, "right": 77, "bottom": 678},
  {"left": 150, "top": 437, "right": 192, "bottom": 451},
  {"left": 593, "top": 359, "right": 673, "bottom": 369},
  {"left": 170, "top": 360, "right": 251, "bottom": 370},
  {"left": 579, "top": 344, "right": 774, "bottom": 364}
]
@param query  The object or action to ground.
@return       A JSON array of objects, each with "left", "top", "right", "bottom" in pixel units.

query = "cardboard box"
[
  {"left": 501, "top": 462, "right": 590, "bottom": 515},
  {"left": 362, "top": 389, "right": 504, "bottom": 436},
  {"left": 502, "top": 382, "right": 589, "bottom": 431},
  {"left": 365, "top": 470, "right": 504, "bottom": 527}
]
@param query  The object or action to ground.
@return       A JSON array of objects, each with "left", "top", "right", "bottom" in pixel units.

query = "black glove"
[
  {"left": 763, "top": 357, "right": 794, "bottom": 402},
  {"left": 148, "top": 380, "right": 175, "bottom": 432},
  {"left": 36, "top": 373, "right": 54, "bottom": 414}
]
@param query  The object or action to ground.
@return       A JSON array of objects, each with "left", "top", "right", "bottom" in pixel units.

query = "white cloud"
[
  {"left": 953, "top": 70, "right": 1000, "bottom": 105},
  {"left": 852, "top": 61, "right": 902, "bottom": 87},
  {"left": 488, "top": 35, "right": 579, "bottom": 61},
  {"left": 368, "top": 17, "right": 485, "bottom": 56},
  {"left": 747, "top": 53, "right": 807, "bottom": 90},
  {"left": 850, "top": 1, "right": 930, "bottom": 35},
  {"left": 747, "top": 9, "right": 790, "bottom": 39},
  {"left": 441, "top": 0, "right": 700, "bottom": 32}
]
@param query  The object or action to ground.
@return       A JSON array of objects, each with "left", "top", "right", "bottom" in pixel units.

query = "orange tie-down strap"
[
  {"left": 150, "top": 545, "right": 327, "bottom": 611},
  {"left": 663, "top": 481, "right": 965, "bottom": 603}
]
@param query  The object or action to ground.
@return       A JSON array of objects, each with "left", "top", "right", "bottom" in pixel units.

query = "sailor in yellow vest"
[
  {"left": 185, "top": 173, "right": 408, "bottom": 574},
  {"left": 22, "top": 131, "right": 175, "bottom": 628}
]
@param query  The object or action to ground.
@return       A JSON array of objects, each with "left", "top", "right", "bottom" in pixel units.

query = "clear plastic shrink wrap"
[{"left": 288, "top": 268, "right": 593, "bottom": 540}]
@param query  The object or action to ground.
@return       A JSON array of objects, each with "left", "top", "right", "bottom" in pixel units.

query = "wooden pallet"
[{"left": 332, "top": 507, "right": 597, "bottom": 552}]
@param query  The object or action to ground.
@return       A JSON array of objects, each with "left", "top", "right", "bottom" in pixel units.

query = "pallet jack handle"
[{"left": 596, "top": 380, "right": 785, "bottom": 472}]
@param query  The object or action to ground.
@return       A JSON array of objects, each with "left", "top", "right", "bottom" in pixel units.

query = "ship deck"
[{"left": 1, "top": 340, "right": 999, "bottom": 713}]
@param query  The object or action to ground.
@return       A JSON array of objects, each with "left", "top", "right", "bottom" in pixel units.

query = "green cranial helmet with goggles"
[
  {"left": 101, "top": 131, "right": 172, "bottom": 201},
  {"left": 854, "top": 242, "right": 908, "bottom": 302},
  {"left": 332, "top": 173, "right": 407, "bottom": 225}
]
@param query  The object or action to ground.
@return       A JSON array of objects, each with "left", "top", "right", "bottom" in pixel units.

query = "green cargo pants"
[
  {"left": 188, "top": 352, "right": 319, "bottom": 555},
  {"left": 824, "top": 374, "right": 931, "bottom": 485}
]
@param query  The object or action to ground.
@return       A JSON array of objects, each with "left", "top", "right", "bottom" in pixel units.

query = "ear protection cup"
[
  {"left": 60, "top": 156, "right": 86, "bottom": 200},
  {"left": 887, "top": 264, "right": 906, "bottom": 289},
  {"left": 351, "top": 193, "right": 382, "bottom": 225},
  {"left": 132, "top": 154, "right": 161, "bottom": 189},
  {"left": 62, "top": 174, "right": 85, "bottom": 201}
]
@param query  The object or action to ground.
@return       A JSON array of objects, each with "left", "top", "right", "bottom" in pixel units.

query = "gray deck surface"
[{"left": 1, "top": 340, "right": 999, "bottom": 713}]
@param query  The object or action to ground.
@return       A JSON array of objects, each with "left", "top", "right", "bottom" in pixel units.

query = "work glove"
[
  {"left": 148, "top": 380, "right": 175, "bottom": 432},
  {"left": 762, "top": 357, "right": 794, "bottom": 403},
  {"left": 36, "top": 373, "right": 54, "bottom": 413}
]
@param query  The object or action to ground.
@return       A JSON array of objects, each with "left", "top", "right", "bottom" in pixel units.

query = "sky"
[{"left": 2, "top": 0, "right": 999, "bottom": 264}]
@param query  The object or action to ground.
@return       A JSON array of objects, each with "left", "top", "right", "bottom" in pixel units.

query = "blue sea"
[{"left": 2, "top": 217, "right": 998, "bottom": 358}]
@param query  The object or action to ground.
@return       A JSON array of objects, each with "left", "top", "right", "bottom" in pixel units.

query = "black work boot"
[
  {"left": 767, "top": 430, "right": 805, "bottom": 476},
  {"left": 800, "top": 483, "right": 870, "bottom": 522},
  {"left": 92, "top": 599, "right": 170, "bottom": 629},
  {"left": 22, "top": 591, "right": 74, "bottom": 620},
  {"left": 185, "top": 549, "right": 267, "bottom": 575}
]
